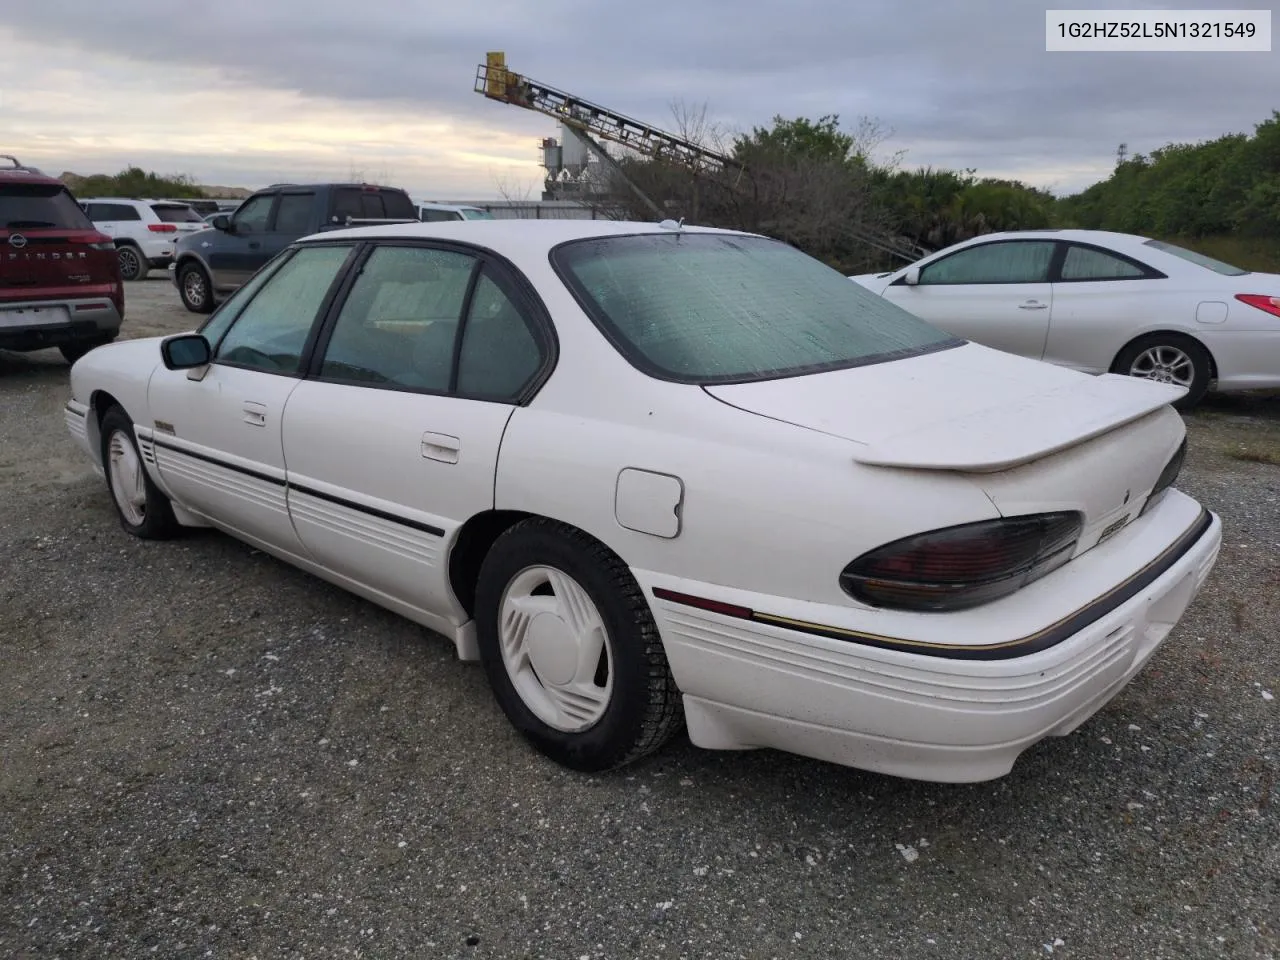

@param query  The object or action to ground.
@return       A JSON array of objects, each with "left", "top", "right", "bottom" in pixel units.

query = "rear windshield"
[
  {"left": 151, "top": 203, "right": 205, "bottom": 223},
  {"left": 0, "top": 183, "right": 94, "bottom": 230},
  {"left": 551, "top": 232, "right": 960, "bottom": 384},
  {"left": 331, "top": 188, "right": 416, "bottom": 222},
  {"left": 1143, "top": 239, "right": 1249, "bottom": 276}
]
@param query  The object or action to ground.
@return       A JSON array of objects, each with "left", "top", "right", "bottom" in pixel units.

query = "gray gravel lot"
[{"left": 2, "top": 278, "right": 1277, "bottom": 959}]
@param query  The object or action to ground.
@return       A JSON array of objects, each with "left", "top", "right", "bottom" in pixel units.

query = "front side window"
[
  {"left": 1060, "top": 245, "right": 1148, "bottom": 281},
  {"left": 553, "top": 233, "right": 957, "bottom": 384},
  {"left": 461, "top": 209, "right": 495, "bottom": 220},
  {"left": 319, "top": 245, "right": 476, "bottom": 390},
  {"left": 918, "top": 241, "right": 1056, "bottom": 285},
  {"left": 231, "top": 194, "right": 274, "bottom": 234},
  {"left": 214, "top": 244, "right": 353, "bottom": 374}
]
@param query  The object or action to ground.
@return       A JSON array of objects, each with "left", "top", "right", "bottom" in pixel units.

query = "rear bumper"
[
  {"left": 640, "top": 495, "right": 1221, "bottom": 782},
  {"left": 0, "top": 297, "right": 122, "bottom": 351}
]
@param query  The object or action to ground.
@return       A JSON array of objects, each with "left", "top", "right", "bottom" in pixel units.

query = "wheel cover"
[
  {"left": 498, "top": 565, "right": 613, "bottom": 732},
  {"left": 1129, "top": 345, "right": 1195, "bottom": 387},
  {"left": 182, "top": 268, "right": 206, "bottom": 304},
  {"left": 107, "top": 429, "right": 146, "bottom": 526},
  {"left": 118, "top": 247, "right": 140, "bottom": 276}
]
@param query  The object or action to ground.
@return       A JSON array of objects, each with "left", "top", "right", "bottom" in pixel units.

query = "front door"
[
  {"left": 281, "top": 243, "right": 552, "bottom": 624},
  {"left": 206, "top": 192, "right": 277, "bottom": 292},
  {"left": 148, "top": 242, "right": 357, "bottom": 555},
  {"left": 883, "top": 239, "right": 1057, "bottom": 360}
]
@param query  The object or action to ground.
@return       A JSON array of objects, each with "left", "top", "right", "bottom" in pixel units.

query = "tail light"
[
  {"left": 148, "top": 223, "right": 177, "bottom": 233},
  {"left": 1140, "top": 438, "right": 1187, "bottom": 516},
  {"left": 840, "top": 512, "right": 1083, "bottom": 612},
  {"left": 87, "top": 241, "right": 114, "bottom": 250},
  {"left": 1235, "top": 294, "right": 1280, "bottom": 318}
]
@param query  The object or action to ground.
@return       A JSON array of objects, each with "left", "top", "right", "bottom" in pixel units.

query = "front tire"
[
  {"left": 98, "top": 406, "right": 181, "bottom": 539},
  {"left": 177, "top": 261, "right": 215, "bottom": 314},
  {"left": 117, "top": 244, "right": 147, "bottom": 282},
  {"left": 1114, "top": 333, "right": 1212, "bottom": 411},
  {"left": 475, "top": 518, "right": 684, "bottom": 771}
]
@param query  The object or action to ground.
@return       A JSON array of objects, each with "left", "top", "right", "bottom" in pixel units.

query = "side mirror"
[
  {"left": 210, "top": 214, "right": 231, "bottom": 231},
  {"left": 161, "top": 333, "right": 211, "bottom": 370},
  {"left": 903, "top": 266, "right": 921, "bottom": 286}
]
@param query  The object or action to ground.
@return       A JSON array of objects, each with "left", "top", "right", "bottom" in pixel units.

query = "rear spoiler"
[{"left": 851, "top": 374, "right": 1186, "bottom": 472}]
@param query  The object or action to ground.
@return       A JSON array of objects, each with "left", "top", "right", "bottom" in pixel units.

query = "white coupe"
[
  {"left": 850, "top": 229, "right": 1280, "bottom": 409},
  {"left": 64, "top": 219, "right": 1222, "bottom": 782}
]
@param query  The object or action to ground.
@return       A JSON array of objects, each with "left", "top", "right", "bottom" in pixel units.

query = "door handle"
[
  {"left": 1019, "top": 300, "right": 1049, "bottom": 310},
  {"left": 243, "top": 401, "right": 267, "bottom": 426},
  {"left": 421, "top": 432, "right": 459, "bottom": 464}
]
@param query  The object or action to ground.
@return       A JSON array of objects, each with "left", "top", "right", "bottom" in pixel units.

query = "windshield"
[
  {"left": 1143, "top": 239, "right": 1249, "bottom": 276},
  {"left": 551, "top": 232, "right": 960, "bottom": 384},
  {"left": 0, "top": 183, "right": 94, "bottom": 230}
]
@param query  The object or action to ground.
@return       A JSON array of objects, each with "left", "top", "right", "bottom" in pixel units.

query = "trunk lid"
[{"left": 705, "top": 342, "right": 1188, "bottom": 553}]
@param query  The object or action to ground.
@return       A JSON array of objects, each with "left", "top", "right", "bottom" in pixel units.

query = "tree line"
[{"left": 601, "top": 108, "right": 1280, "bottom": 273}]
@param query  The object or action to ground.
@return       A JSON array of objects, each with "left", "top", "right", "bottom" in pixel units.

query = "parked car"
[
  {"left": 0, "top": 155, "right": 123, "bottom": 363},
  {"left": 80, "top": 198, "right": 209, "bottom": 281},
  {"left": 170, "top": 182, "right": 417, "bottom": 313},
  {"left": 164, "top": 197, "right": 221, "bottom": 217},
  {"left": 850, "top": 229, "right": 1280, "bottom": 409},
  {"left": 416, "top": 202, "right": 496, "bottom": 222},
  {"left": 65, "top": 219, "right": 1220, "bottom": 781}
]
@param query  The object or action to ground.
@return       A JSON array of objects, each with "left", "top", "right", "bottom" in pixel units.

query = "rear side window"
[
  {"left": 273, "top": 193, "right": 315, "bottom": 233},
  {"left": 1060, "top": 245, "right": 1148, "bottom": 281},
  {"left": 150, "top": 203, "right": 205, "bottom": 224},
  {"left": 0, "top": 184, "right": 94, "bottom": 230},
  {"left": 553, "top": 233, "right": 958, "bottom": 384},
  {"left": 1142, "top": 239, "right": 1249, "bottom": 276}
]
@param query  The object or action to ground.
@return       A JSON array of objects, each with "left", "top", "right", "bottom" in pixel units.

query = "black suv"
[{"left": 170, "top": 182, "right": 416, "bottom": 313}]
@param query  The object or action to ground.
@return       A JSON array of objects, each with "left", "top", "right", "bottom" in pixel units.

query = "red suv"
[{"left": 0, "top": 155, "right": 124, "bottom": 364}]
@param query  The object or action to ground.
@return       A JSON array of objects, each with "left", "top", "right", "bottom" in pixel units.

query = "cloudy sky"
[{"left": 1, "top": 0, "right": 1274, "bottom": 200}]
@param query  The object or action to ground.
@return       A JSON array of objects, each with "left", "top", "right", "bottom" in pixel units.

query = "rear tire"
[
  {"left": 98, "top": 406, "right": 181, "bottom": 539},
  {"left": 1114, "top": 333, "right": 1212, "bottom": 411},
  {"left": 474, "top": 518, "right": 684, "bottom": 771},
  {"left": 177, "top": 261, "right": 215, "bottom": 314},
  {"left": 117, "top": 244, "right": 147, "bottom": 282}
]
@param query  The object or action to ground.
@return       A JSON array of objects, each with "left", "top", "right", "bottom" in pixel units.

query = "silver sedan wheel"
[
  {"left": 106, "top": 429, "right": 146, "bottom": 527},
  {"left": 498, "top": 565, "right": 613, "bottom": 732},
  {"left": 1128, "top": 344, "right": 1195, "bottom": 387}
]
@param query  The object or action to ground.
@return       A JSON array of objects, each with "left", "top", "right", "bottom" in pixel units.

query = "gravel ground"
[{"left": 1, "top": 278, "right": 1277, "bottom": 960}]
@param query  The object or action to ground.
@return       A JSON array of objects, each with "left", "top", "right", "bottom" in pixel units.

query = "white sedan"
[
  {"left": 64, "top": 219, "right": 1221, "bottom": 782},
  {"left": 850, "top": 229, "right": 1280, "bottom": 409}
]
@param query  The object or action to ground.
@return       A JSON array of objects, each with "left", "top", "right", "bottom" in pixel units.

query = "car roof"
[
  {"left": 0, "top": 168, "right": 66, "bottom": 188},
  {"left": 947, "top": 228, "right": 1160, "bottom": 252},
  {"left": 301, "top": 218, "right": 756, "bottom": 250}
]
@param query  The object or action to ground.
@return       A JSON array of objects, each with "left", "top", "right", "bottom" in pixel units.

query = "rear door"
[
  {"left": 881, "top": 239, "right": 1057, "bottom": 360},
  {"left": 280, "top": 242, "right": 552, "bottom": 624},
  {"left": 259, "top": 190, "right": 317, "bottom": 257}
]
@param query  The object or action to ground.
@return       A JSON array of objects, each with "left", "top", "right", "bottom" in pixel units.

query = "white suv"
[{"left": 80, "top": 198, "right": 209, "bottom": 281}]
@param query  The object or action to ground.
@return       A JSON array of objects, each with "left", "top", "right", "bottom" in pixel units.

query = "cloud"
[{"left": 1, "top": 0, "right": 1275, "bottom": 196}]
